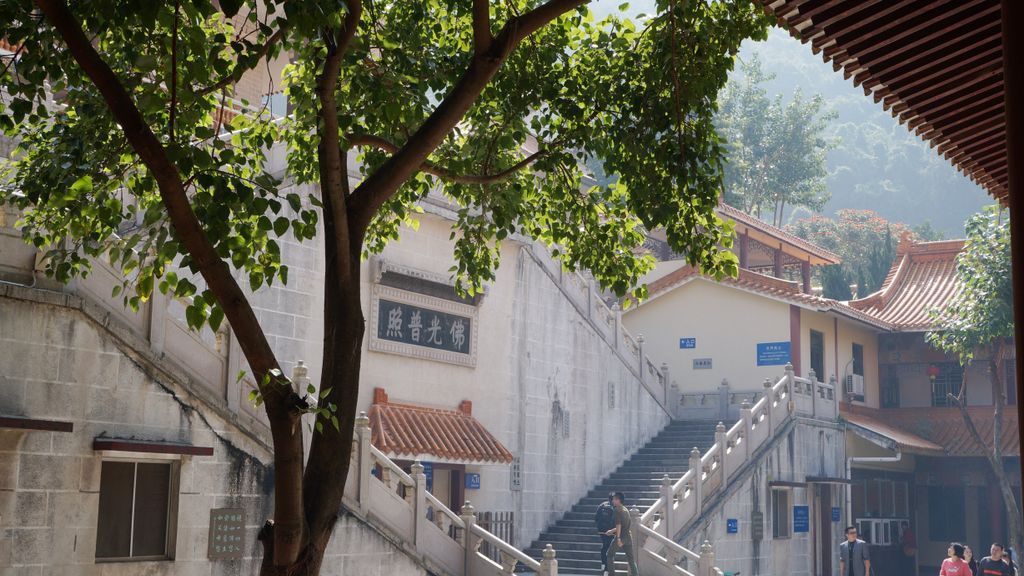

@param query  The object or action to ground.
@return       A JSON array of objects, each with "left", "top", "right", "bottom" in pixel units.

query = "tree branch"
[
  {"left": 472, "top": 0, "right": 492, "bottom": 55},
  {"left": 196, "top": 25, "right": 287, "bottom": 96},
  {"left": 347, "top": 0, "right": 589, "bottom": 233},
  {"left": 347, "top": 133, "right": 550, "bottom": 185},
  {"left": 33, "top": 0, "right": 308, "bottom": 565}
]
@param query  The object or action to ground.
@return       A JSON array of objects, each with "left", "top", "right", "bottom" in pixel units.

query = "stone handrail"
[
  {"left": 634, "top": 364, "right": 837, "bottom": 576},
  {"left": 346, "top": 412, "right": 557, "bottom": 576}
]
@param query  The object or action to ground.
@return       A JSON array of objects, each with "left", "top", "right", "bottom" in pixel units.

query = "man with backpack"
[{"left": 595, "top": 492, "right": 616, "bottom": 575}]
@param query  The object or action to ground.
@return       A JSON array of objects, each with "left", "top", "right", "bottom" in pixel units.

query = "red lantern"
[{"left": 927, "top": 364, "right": 941, "bottom": 381}]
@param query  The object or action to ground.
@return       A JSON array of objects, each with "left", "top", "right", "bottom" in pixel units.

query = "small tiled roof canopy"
[
  {"left": 844, "top": 404, "right": 1020, "bottom": 457},
  {"left": 368, "top": 388, "right": 513, "bottom": 464},
  {"left": 846, "top": 234, "right": 965, "bottom": 331},
  {"left": 754, "top": 0, "right": 1010, "bottom": 202}
]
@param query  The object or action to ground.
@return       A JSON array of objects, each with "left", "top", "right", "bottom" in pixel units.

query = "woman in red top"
[{"left": 943, "top": 543, "right": 974, "bottom": 576}]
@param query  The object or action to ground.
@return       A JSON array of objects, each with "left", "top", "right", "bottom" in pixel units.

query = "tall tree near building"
[
  {"left": 927, "top": 205, "right": 1021, "bottom": 557},
  {"left": 715, "top": 55, "right": 835, "bottom": 226},
  {"left": 0, "top": 1, "right": 768, "bottom": 573}
]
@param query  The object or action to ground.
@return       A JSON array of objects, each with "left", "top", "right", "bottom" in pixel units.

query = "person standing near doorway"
[
  {"left": 604, "top": 492, "right": 640, "bottom": 576},
  {"left": 839, "top": 526, "right": 871, "bottom": 576},
  {"left": 978, "top": 543, "right": 1014, "bottom": 576},
  {"left": 941, "top": 543, "right": 973, "bottom": 576},
  {"left": 595, "top": 493, "right": 616, "bottom": 575}
]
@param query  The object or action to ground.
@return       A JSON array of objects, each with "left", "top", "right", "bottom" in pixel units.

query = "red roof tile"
[
  {"left": 843, "top": 404, "right": 1019, "bottom": 457},
  {"left": 368, "top": 388, "right": 513, "bottom": 464},
  {"left": 847, "top": 235, "right": 965, "bottom": 331}
]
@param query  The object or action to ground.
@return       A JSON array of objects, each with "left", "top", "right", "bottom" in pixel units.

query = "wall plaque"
[
  {"left": 369, "top": 284, "right": 479, "bottom": 367},
  {"left": 208, "top": 507, "right": 245, "bottom": 560}
]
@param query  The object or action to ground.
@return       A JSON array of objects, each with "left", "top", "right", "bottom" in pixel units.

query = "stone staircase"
[{"left": 523, "top": 419, "right": 726, "bottom": 575}]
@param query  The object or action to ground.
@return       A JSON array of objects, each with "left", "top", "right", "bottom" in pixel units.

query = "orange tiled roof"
[
  {"left": 718, "top": 204, "right": 841, "bottom": 265},
  {"left": 645, "top": 265, "right": 891, "bottom": 330},
  {"left": 847, "top": 235, "right": 965, "bottom": 332},
  {"left": 368, "top": 388, "right": 513, "bottom": 464},
  {"left": 843, "top": 404, "right": 1019, "bottom": 457}
]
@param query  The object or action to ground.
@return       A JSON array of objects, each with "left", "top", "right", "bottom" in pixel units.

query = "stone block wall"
[
  {"left": 682, "top": 419, "right": 846, "bottom": 576},
  {"left": 0, "top": 288, "right": 429, "bottom": 575}
]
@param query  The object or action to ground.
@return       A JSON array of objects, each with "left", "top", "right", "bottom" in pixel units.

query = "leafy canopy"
[
  {"left": 927, "top": 205, "right": 1013, "bottom": 365},
  {"left": 0, "top": 1, "right": 768, "bottom": 326},
  {"left": 715, "top": 54, "right": 835, "bottom": 226}
]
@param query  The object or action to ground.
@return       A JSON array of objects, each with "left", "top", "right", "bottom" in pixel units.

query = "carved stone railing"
[
  {"left": 633, "top": 364, "right": 837, "bottom": 575},
  {"left": 345, "top": 413, "right": 556, "bottom": 576}
]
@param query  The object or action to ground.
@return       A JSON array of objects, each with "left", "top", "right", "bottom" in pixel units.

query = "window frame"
[
  {"left": 852, "top": 343, "right": 864, "bottom": 377},
  {"left": 931, "top": 362, "right": 964, "bottom": 407},
  {"left": 95, "top": 457, "right": 180, "bottom": 563},
  {"left": 771, "top": 488, "right": 792, "bottom": 540}
]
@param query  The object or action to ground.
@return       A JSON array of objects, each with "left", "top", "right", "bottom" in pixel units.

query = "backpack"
[{"left": 595, "top": 502, "right": 615, "bottom": 531}]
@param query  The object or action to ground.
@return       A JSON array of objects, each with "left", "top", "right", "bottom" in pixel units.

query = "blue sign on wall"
[
  {"left": 422, "top": 462, "right": 433, "bottom": 482},
  {"left": 756, "top": 342, "right": 792, "bottom": 366},
  {"left": 726, "top": 519, "right": 738, "bottom": 534},
  {"left": 831, "top": 507, "right": 841, "bottom": 522},
  {"left": 679, "top": 338, "right": 697, "bottom": 349},
  {"left": 465, "top": 473, "right": 481, "bottom": 490},
  {"left": 793, "top": 506, "right": 810, "bottom": 533}
]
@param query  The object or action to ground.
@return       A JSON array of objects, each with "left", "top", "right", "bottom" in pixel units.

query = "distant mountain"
[{"left": 736, "top": 28, "right": 990, "bottom": 236}]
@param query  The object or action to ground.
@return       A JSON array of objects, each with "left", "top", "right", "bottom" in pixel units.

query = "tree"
[
  {"left": 820, "top": 264, "right": 852, "bottom": 300},
  {"left": 927, "top": 205, "right": 1021, "bottom": 557},
  {"left": 0, "top": 1, "right": 768, "bottom": 573},
  {"left": 715, "top": 54, "right": 836, "bottom": 226},
  {"left": 788, "top": 209, "right": 911, "bottom": 297}
]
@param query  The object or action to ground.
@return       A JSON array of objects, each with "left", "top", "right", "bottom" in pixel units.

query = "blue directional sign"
[
  {"left": 465, "top": 473, "right": 481, "bottom": 490},
  {"left": 679, "top": 338, "right": 697, "bottom": 349},
  {"left": 793, "top": 506, "right": 810, "bottom": 533},
  {"left": 832, "top": 507, "right": 841, "bottom": 522},
  {"left": 757, "top": 342, "right": 792, "bottom": 366},
  {"left": 726, "top": 519, "right": 738, "bottom": 534}
]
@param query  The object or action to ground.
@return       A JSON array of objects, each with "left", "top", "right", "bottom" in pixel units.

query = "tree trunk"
[
  {"left": 954, "top": 342, "right": 1023, "bottom": 557},
  {"left": 991, "top": 341, "right": 1024, "bottom": 556}
]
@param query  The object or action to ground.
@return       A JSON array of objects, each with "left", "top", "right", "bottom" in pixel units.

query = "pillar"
[
  {"left": 412, "top": 461, "right": 427, "bottom": 550},
  {"left": 739, "top": 232, "right": 749, "bottom": 269},
  {"left": 461, "top": 501, "right": 476, "bottom": 574},
  {"left": 660, "top": 475, "right": 674, "bottom": 537},
  {"left": 1002, "top": 0, "right": 1024, "bottom": 511},
  {"left": 801, "top": 260, "right": 812, "bottom": 294},
  {"left": 356, "top": 411, "right": 372, "bottom": 513},
  {"left": 773, "top": 246, "right": 784, "bottom": 278},
  {"left": 716, "top": 422, "right": 729, "bottom": 488},
  {"left": 698, "top": 540, "right": 716, "bottom": 576},
  {"left": 539, "top": 543, "right": 558, "bottom": 576},
  {"left": 690, "top": 447, "right": 703, "bottom": 513}
]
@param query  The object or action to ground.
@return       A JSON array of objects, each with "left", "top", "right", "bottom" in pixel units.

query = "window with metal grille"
[
  {"left": 771, "top": 489, "right": 791, "bottom": 539},
  {"left": 95, "top": 461, "right": 177, "bottom": 561},
  {"left": 931, "top": 363, "right": 964, "bottom": 407}
]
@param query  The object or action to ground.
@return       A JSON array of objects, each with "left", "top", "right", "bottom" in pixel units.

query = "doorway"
[{"left": 815, "top": 484, "right": 834, "bottom": 576}]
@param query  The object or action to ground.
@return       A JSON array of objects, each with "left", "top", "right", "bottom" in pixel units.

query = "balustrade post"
[
  {"left": 762, "top": 378, "right": 774, "bottom": 434},
  {"left": 539, "top": 543, "right": 558, "bottom": 576},
  {"left": 613, "top": 303, "right": 622, "bottom": 349},
  {"left": 629, "top": 507, "right": 642, "bottom": 568},
  {"left": 740, "top": 400, "right": 752, "bottom": 459},
  {"left": 661, "top": 362, "right": 670, "bottom": 407},
  {"left": 690, "top": 447, "right": 703, "bottom": 513},
  {"left": 715, "top": 422, "right": 728, "bottom": 488},
  {"left": 830, "top": 376, "right": 840, "bottom": 419},
  {"left": 718, "top": 379, "right": 730, "bottom": 422},
  {"left": 660, "top": 475, "right": 673, "bottom": 537},
  {"left": 637, "top": 334, "right": 646, "bottom": 382},
  {"left": 411, "top": 461, "right": 427, "bottom": 550},
  {"left": 356, "top": 411, "right": 372, "bottom": 514},
  {"left": 461, "top": 501, "right": 477, "bottom": 575},
  {"left": 785, "top": 363, "right": 796, "bottom": 415},
  {"left": 698, "top": 540, "right": 716, "bottom": 576},
  {"left": 808, "top": 367, "right": 818, "bottom": 419}
]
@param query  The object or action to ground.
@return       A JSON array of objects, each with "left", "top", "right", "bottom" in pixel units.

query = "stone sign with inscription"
[
  {"left": 208, "top": 507, "right": 245, "bottom": 560},
  {"left": 369, "top": 284, "right": 479, "bottom": 367}
]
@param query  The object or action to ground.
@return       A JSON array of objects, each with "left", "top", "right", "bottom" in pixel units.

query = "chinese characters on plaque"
[
  {"left": 377, "top": 299, "right": 472, "bottom": 355},
  {"left": 208, "top": 508, "right": 245, "bottom": 560}
]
